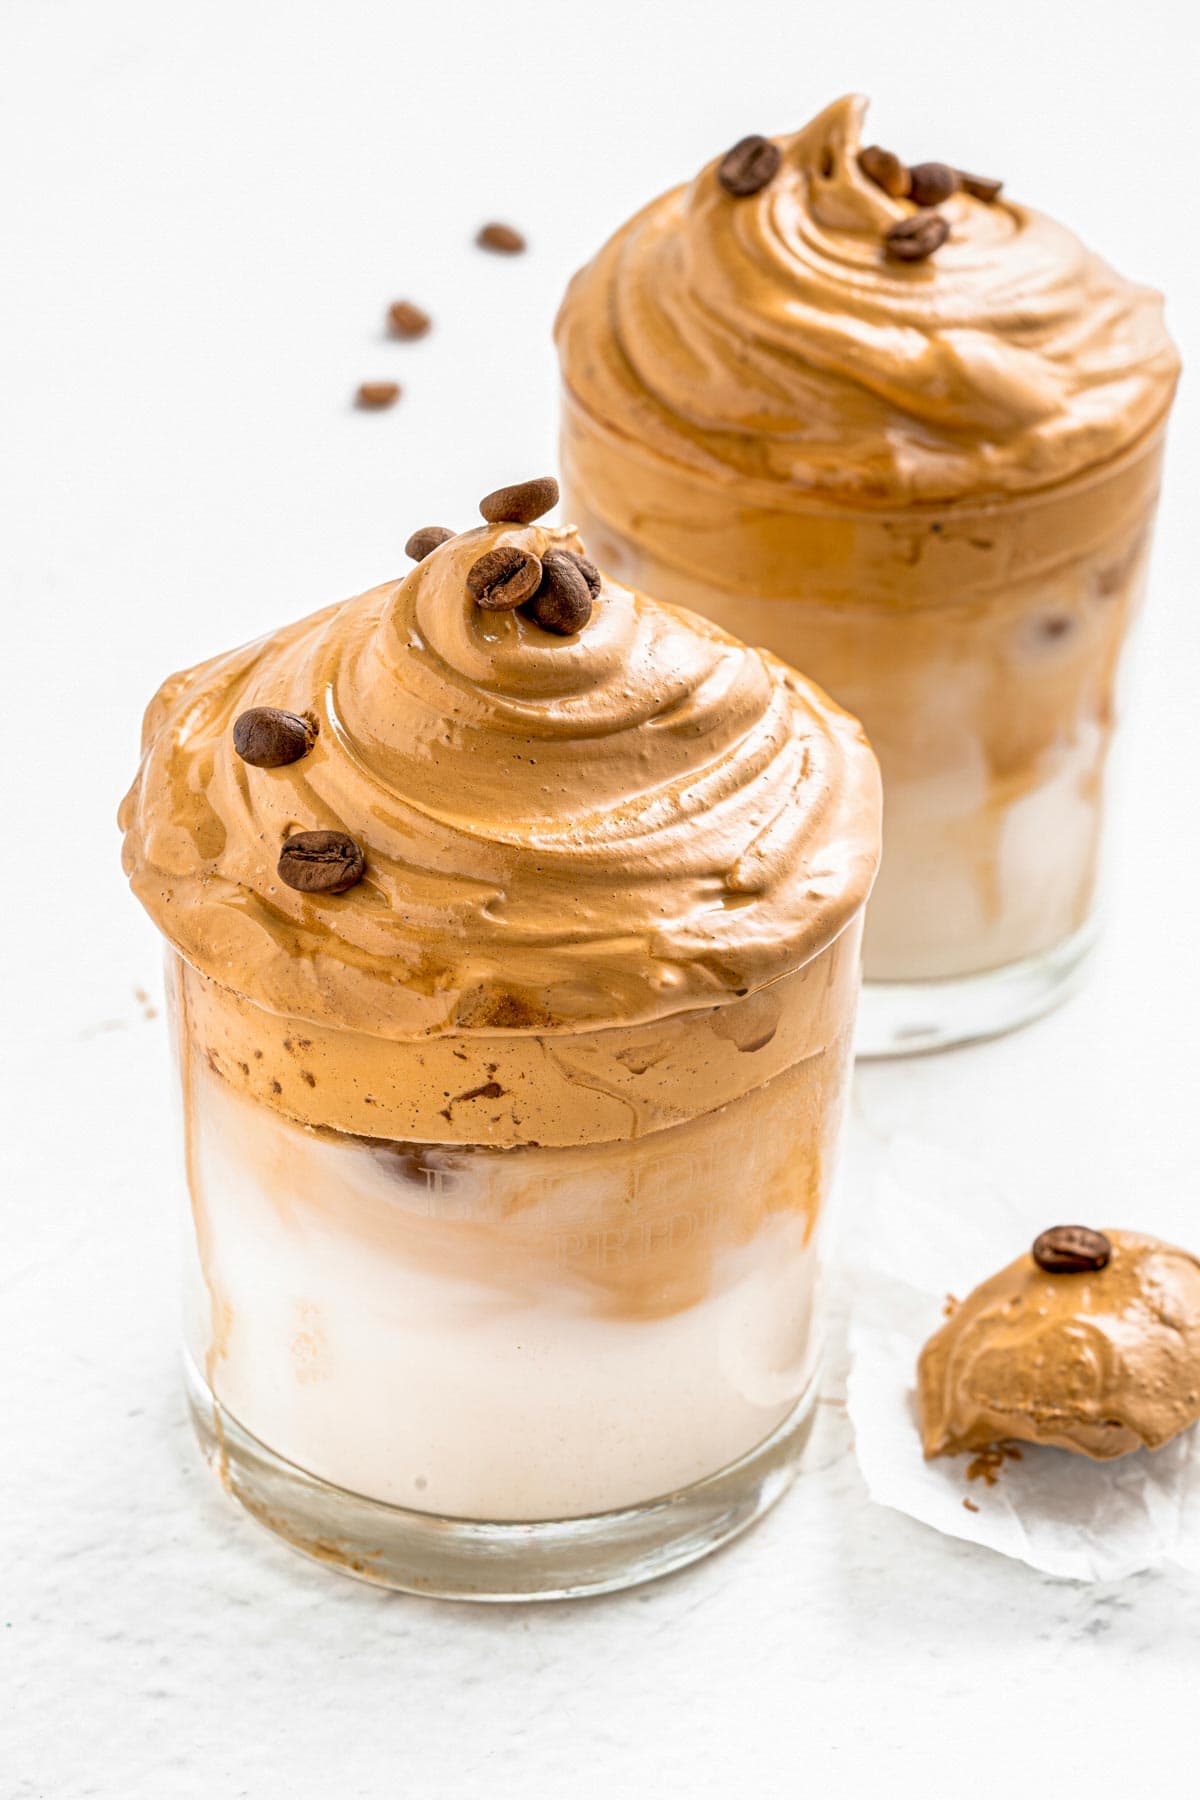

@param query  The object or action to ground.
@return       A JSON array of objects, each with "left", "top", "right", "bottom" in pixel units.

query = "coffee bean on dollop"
[
  {"left": 466, "top": 545, "right": 543, "bottom": 610},
  {"left": 908, "top": 161, "right": 960, "bottom": 206},
  {"left": 858, "top": 144, "right": 912, "bottom": 198},
  {"left": 405, "top": 525, "right": 455, "bottom": 561},
  {"left": 959, "top": 169, "right": 1004, "bottom": 203},
  {"left": 278, "top": 830, "right": 365, "bottom": 895},
  {"left": 884, "top": 210, "right": 951, "bottom": 263},
  {"left": 717, "top": 135, "right": 781, "bottom": 198},
  {"left": 1032, "top": 1226, "right": 1113, "bottom": 1274},
  {"left": 233, "top": 707, "right": 316, "bottom": 768},
  {"left": 479, "top": 477, "right": 559, "bottom": 525},
  {"left": 525, "top": 551, "right": 593, "bottom": 636}
]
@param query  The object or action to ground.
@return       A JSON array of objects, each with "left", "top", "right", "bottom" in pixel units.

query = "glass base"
[
  {"left": 184, "top": 1356, "right": 818, "bottom": 1601},
  {"left": 855, "top": 917, "right": 1098, "bottom": 1058}
]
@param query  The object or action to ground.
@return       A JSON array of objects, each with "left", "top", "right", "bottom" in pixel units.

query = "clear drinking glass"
[
  {"left": 170, "top": 913, "right": 865, "bottom": 1599},
  {"left": 561, "top": 399, "right": 1168, "bottom": 1054}
]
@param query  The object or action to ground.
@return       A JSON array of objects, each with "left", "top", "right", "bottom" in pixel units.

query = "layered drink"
[
  {"left": 120, "top": 483, "right": 881, "bottom": 1596},
  {"left": 556, "top": 95, "right": 1179, "bottom": 1050}
]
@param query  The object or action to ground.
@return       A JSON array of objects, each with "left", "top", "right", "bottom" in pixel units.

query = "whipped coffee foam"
[
  {"left": 121, "top": 524, "right": 880, "bottom": 1043},
  {"left": 557, "top": 93, "right": 1179, "bottom": 506}
]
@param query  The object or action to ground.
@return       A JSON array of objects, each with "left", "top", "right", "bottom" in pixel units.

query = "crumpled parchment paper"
[{"left": 846, "top": 1135, "right": 1200, "bottom": 1581}]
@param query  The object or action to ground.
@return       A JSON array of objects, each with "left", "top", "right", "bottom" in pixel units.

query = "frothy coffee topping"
[
  {"left": 556, "top": 94, "right": 1179, "bottom": 503},
  {"left": 918, "top": 1230, "right": 1200, "bottom": 1461},
  {"left": 120, "top": 522, "right": 880, "bottom": 1038}
]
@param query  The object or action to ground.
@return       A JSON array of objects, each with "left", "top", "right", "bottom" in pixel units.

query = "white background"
[{"left": 3, "top": 2, "right": 1199, "bottom": 1795}]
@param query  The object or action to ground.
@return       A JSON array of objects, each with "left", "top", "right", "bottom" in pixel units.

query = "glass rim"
[{"left": 560, "top": 380, "right": 1172, "bottom": 526}]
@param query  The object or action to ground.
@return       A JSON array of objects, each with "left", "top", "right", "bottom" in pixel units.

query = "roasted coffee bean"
[
  {"left": 908, "top": 161, "right": 960, "bottom": 206},
  {"left": 884, "top": 210, "right": 951, "bottom": 263},
  {"left": 1032, "top": 1226, "right": 1112, "bottom": 1274},
  {"left": 355, "top": 381, "right": 401, "bottom": 409},
  {"left": 959, "top": 169, "right": 1004, "bottom": 204},
  {"left": 232, "top": 707, "right": 316, "bottom": 768},
  {"left": 278, "top": 829, "right": 365, "bottom": 895},
  {"left": 466, "top": 545, "right": 543, "bottom": 610},
  {"left": 405, "top": 525, "right": 455, "bottom": 561},
  {"left": 387, "top": 300, "right": 432, "bottom": 339},
  {"left": 554, "top": 548, "right": 601, "bottom": 597},
  {"left": 479, "top": 477, "right": 559, "bottom": 524},
  {"left": 526, "top": 552, "right": 593, "bottom": 635},
  {"left": 477, "top": 222, "right": 526, "bottom": 254},
  {"left": 858, "top": 144, "right": 911, "bottom": 198},
  {"left": 717, "top": 135, "right": 781, "bottom": 198}
]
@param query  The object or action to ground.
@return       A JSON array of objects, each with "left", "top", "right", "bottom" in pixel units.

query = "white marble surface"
[{"left": 4, "top": 2, "right": 1199, "bottom": 1793}]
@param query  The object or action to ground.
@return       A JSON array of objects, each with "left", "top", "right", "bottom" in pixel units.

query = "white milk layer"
[{"left": 182, "top": 1066, "right": 830, "bottom": 1521}]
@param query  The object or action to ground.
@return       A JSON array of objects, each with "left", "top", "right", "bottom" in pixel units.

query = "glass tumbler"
[{"left": 170, "top": 910, "right": 865, "bottom": 1599}]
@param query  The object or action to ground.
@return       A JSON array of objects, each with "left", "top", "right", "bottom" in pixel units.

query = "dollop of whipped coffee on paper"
[
  {"left": 556, "top": 94, "right": 1180, "bottom": 502},
  {"left": 919, "top": 1230, "right": 1200, "bottom": 1461},
  {"left": 846, "top": 1139, "right": 1200, "bottom": 1581},
  {"left": 120, "top": 522, "right": 880, "bottom": 1037}
]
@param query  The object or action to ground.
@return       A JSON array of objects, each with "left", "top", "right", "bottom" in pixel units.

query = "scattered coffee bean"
[
  {"left": 526, "top": 552, "right": 593, "bottom": 635},
  {"left": 405, "top": 525, "right": 455, "bottom": 561},
  {"left": 908, "top": 161, "right": 961, "bottom": 206},
  {"left": 466, "top": 545, "right": 543, "bottom": 610},
  {"left": 717, "top": 135, "right": 781, "bottom": 198},
  {"left": 884, "top": 210, "right": 950, "bottom": 263},
  {"left": 1032, "top": 1226, "right": 1112, "bottom": 1274},
  {"left": 387, "top": 301, "right": 432, "bottom": 339},
  {"left": 233, "top": 707, "right": 316, "bottom": 768},
  {"left": 355, "top": 381, "right": 401, "bottom": 409},
  {"left": 858, "top": 144, "right": 911, "bottom": 198},
  {"left": 554, "top": 548, "right": 601, "bottom": 597},
  {"left": 479, "top": 476, "right": 559, "bottom": 525},
  {"left": 278, "top": 829, "right": 366, "bottom": 895},
  {"left": 477, "top": 222, "right": 526, "bottom": 254},
  {"left": 959, "top": 169, "right": 1004, "bottom": 204}
]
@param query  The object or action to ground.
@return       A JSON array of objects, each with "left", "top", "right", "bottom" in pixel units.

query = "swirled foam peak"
[
  {"left": 556, "top": 95, "right": 1179, "bottom": 503},
  {"left": 120, "top": 522, "right": 881, "bottom": 1038}
]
